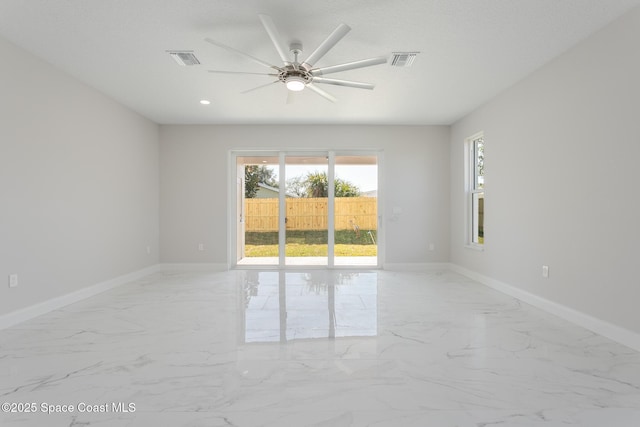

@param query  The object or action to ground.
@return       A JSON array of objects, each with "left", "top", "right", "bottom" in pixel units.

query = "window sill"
[{"left": 464, "top": 244, "right": 484, "bottom": 252}]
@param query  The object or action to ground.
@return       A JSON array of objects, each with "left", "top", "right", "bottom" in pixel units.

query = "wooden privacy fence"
[{"left": 245, "top": 197, "right": 377, "bottom": 231}]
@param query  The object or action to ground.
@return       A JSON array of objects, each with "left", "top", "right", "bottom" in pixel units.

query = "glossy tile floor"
[{"left": 1, "top": 269, "right": 639, "bottom": 426}]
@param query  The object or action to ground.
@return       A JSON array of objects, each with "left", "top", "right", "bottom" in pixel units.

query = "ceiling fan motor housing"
[{"left": 280, "top": 65, "right": 313, "bottom": 91}]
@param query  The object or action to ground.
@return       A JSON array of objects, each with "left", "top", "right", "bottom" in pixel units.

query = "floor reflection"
[{"left": 239, "top": 271, "right": 378, "bottom": 343}]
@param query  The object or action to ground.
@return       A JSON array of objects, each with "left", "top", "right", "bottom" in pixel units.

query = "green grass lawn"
[
  {"left": 246, "top": 230, "right": 377, "bottom": 245},
  {"left": 245, "top": 243, "right": 377, "bottom": 257}
]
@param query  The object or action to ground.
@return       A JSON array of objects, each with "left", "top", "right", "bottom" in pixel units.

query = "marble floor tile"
[{"left": 1, "top": 269, "right": 639, "bottom": 426}]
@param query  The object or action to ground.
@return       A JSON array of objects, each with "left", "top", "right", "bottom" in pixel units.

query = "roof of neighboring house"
[
  {"left": 258, "top": 183, "right": 278, "bottom": 192},
  {"left": 257, "top": 183, "right": 299, "bottom": 198}
]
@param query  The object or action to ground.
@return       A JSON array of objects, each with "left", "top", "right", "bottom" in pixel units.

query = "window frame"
[{"left": 465, "top": 132, "right": 484, "bottom": 250}]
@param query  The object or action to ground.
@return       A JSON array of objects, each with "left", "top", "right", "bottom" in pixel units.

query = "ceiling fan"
[{"left": 205, "top": 14, "right": 389, "bottom": 102}]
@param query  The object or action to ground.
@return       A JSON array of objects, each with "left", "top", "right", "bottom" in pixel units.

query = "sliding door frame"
[{"left": 229, "top": 149, "right": 383, "bottom": 269}]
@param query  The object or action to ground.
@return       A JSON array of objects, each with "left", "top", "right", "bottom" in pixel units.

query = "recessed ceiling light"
[{"left": 200, "top": 100, "right": 211, "bottom": 105}]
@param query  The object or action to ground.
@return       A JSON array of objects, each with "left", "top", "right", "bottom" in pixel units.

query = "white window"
[{"left": 466, "top": 133, "right": 484, "bottom": 247}]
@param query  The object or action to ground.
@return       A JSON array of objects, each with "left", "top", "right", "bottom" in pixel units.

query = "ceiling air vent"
[
  {"left": 390, "top": 52, "right": 419, "bottom": 67},
  {"left": 167, "top": 51, "right": 200, "bottom": 66}
]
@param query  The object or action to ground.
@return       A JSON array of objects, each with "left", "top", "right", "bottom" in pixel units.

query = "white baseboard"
[
  {"left": 159, "top": 263, "right": 228, "bottom": 272},
  {"left": 0, "top": 264, "right": 161, "bottom": 330},
  {"left": 449, "top": 264, "right": 640, "bottom": 353},
  {"left": 384, "top": 262, "right": 452, "bottom": 271}
]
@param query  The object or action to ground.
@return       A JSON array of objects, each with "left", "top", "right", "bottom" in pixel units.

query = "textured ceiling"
[{"left": 0, "top": 0, "right": 638, "bottom": 125}]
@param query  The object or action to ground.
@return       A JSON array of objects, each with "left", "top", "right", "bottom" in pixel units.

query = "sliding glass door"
[
  {"left": 233, "top": 151, "right": 379, "bottom": 268},
  {"left": 285, "top": 154, "right": 329, "bottom": 266},
  {"left": 334, "top": 155, "right": 378, "bottom": 266},
  {"left": 236, "top": 155, "right": 280, "bottom": 265}
]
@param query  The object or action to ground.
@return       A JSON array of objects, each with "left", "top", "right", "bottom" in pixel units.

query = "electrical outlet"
[
  {"left": 542, "top": 265, "right": 549, "bottom": 278},
  {"left": 198, "top": 243, "right": 205, "bottom": 251},
  {"left": 9, "top": 274, "right": 18, "bottom": 288},
  {"left": 429, "top": 243, "right": 435, "bottom": 251},
  {"left": 146, "top": 245, "right": 151, "bottom": 254}
]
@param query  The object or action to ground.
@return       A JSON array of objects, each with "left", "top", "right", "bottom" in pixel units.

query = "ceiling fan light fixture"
[{"left": 285, "top": 76, "right": 306, "bottom": 91}]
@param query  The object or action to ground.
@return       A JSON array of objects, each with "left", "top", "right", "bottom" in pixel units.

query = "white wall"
[
  {"left": 159, "top": 125, "right": 450, "bottom": 266},
  {"left": 0, "top": 36, "right": 159, "bottom": 316},
  {"left": 450, "top": 8, "right": 640, "bottom": 333}
]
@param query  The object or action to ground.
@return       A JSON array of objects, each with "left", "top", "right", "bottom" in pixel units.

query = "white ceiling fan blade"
[
  {"left": 312, "top": 77, "right": 374, "bottom": 90},
  {"left": 204, "top": 37, "right": 281, "bottom": 71},
  {"left": 311, "top": 57, "right": 388, "bottom": 76},
  {"left": 301, "top": 23, "right": 351, "bottom": 68},
  {"left": 208, "top": 70, "right": 279, "bottom": 76},
  {"left": 241, "top": 80, "right": 280, "bottom": 94},
  {"left": 306, "top": 83, "right": 337, "bottom": 103},
  {"left": 258, "top": 14, "right": 292, "bottom": 65}
]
